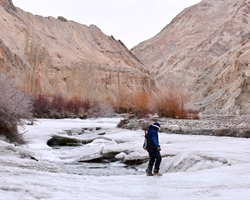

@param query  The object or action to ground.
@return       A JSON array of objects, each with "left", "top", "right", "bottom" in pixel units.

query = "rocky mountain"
[
  {"left": 0, "top": 0, "right": 154, "bottom": 104},
  {"left": 2, "top": 0, "right": 250, "bottom": 115},
  {"left": 132, "top": 0, "right": 250, "bottom": 114}
]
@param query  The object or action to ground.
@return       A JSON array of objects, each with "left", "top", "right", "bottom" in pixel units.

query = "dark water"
[
  {"left": 48, "top": 125, "right": 146, "bottom": 176},
  {"left": 58, "top": 161, "right": 145, "bottom": 176}
]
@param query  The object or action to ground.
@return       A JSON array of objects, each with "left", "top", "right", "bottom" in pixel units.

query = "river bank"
[{"left": 118, "top": 114, "right": 250, "bottom": 138}]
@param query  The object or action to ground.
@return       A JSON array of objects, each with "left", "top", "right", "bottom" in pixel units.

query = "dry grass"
[
  {"left": 112, "top": 87, "right": 132, "bottom": 113},
  {"left": 131, "top": 91, "right": 151, "bottom": 118},
  {"left": 110, "top": 85, "right": 198, "bottom": 119},
  {"left": 32, "top": 83, "right": 199, "bottom": 120},
  {"left": 151, "top": 85, "right": 198, "bottom": 119},
  {"left": 33, "top": 94, "right": 113, "bottom": 117}
]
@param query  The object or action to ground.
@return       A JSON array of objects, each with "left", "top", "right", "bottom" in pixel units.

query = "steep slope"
[
  {"left": 0, "top": 0, "right": 154, "bottom": 103},
  {"left": 194, "top": 35, "right": 250, "bottom": 114},
  {"left": 132, "top": 0, "right": 250, "bottom": 114}
]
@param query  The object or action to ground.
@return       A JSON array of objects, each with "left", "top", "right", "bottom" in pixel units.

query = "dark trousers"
[{"left": 147, "top": 151, "right": 162, "bottom": 173}]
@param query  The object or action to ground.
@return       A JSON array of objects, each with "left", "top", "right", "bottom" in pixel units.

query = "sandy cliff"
[
  {"left": 0, "top": 0, "right": 154, "bottom": 103},
  {"left": 132, "top": 0, "right": 250, "bottom": 114},
  {"left": 2, "top": 0, "right": 250, "bottom": 114}
]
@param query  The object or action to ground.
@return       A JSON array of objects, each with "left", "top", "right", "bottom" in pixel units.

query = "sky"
[{"left": 12, "top": 0, "right": 202, "bottom": 49}]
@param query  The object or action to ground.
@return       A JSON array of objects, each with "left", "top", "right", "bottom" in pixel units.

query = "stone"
[
  {"left": 47, "top": 135, "right": 83, "bottom": 147},
  {"left": 57, "top": 16, "right": 67, "bottom": 22}
]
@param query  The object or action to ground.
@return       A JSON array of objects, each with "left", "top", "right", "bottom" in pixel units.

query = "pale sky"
[{"left": 12, "top": 0, "right": 202, "bottom": 49}]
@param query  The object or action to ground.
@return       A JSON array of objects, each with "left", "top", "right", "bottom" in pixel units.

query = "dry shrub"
[
  {"left": 0, "top": 120, "right": 24, "bottom": 144},
  {"left": 64, "top": 97, "right": 113, "bottom": 117},
  {"left": 33, "top": 94, "right": 50, "bottom": 115},
  {"left": 132, "top": 91, "right": 149, "bottom": 111},
  {"left": 112, "top": 87, "right": 132, "bottom": 113},
  {"left": 109, "top": 84, "right": 198, "bottom": 119},
  {"left": 51, "top": 93, "right": 67, "bottom": 113},
  {"left": 151, "top": 86, "right": 181, "bottom": 118},
  {"left": 112, "top": 89, "right": 152, "bottom": 117},
  {"left": 151, "top": 85, "right": 197, "bottom": 119},
  {"left": 33, "top": 93, "right": 113, "bottom": 117},
  {"left": 87, "top": 101, "right": 114, "bottom": 117},
  {"left": 131, "top": 91, "right": 152, "bottom": 118},
  {"left": 66, "top": 97, "right": 86, "bottom": 114},
  {"left": 0, "top": 73, "right": 33, "bottom": 144},
  {"left": 32, "top": 84, "right": 198, "bottom": 120}
]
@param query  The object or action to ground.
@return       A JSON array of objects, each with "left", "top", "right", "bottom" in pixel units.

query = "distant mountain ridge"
[
  {"left": 132, "top": 0, "right": 250, "bottom": 114},
  {"left": 0, "top": 0, "right": 154, "bottom": 104},
  {"left": 1, "top": 0, "right": 250, "bottom": 114}
]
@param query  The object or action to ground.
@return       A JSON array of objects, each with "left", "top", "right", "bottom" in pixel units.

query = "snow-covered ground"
[{"left": 1, "top": 117, "right": 250, "bottom": 200}]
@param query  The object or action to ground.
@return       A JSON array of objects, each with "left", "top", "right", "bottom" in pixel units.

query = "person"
[{"left": 146, "top": 122, "right": 162, "bottom": 176}]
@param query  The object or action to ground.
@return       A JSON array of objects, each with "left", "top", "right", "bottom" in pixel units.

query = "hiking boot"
[
  {"left": 154, "top": 172, "right": 163, "bottom": 176},
  {"left": 146, "top": 172, "right": 154, "bottom": 176}
]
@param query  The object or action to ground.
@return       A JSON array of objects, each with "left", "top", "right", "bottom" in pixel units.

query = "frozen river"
[{"left": 1, "top": 117, "right": 250, "bottom": 199}]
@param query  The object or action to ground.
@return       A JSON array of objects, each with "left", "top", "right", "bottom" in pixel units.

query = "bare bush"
[
  {"left": 33, "top": 94, "right": 50, "bottom": 115},
  {"left": 66, "top": 97, "right": 87, "bottom": 114},
  {"left": 33, "top": 93, "right": 114, "bottom": 118},
  {"left": 108, "top": 85, "right": 198, "bottom": 119},
  {"left": 0, "top": 74, "right": 33, "bottom": 144},
  {"left": 151, "top": 85, "right": 198, "bottom": 119},
  {"left": 150, "top": 86, "right": 181, "bottom": 118},
  {"left": 51, "top": 93, "right": 67, "bottom": 113},
  {"left": 131, "top": 91, "right": 151, "bottom": 117},
  {"left": 33, "top": 84, "right": 198, "bottom": 120},
  {"left": 112, "top": 87, "right": 132, "bottom": 113}
]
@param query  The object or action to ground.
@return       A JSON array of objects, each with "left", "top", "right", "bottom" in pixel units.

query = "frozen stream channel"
[
  {"left": 1, "top": 117, "right": 250, "bottom": 199},
  {"left": 23, "top": 117, "right": 147, "bottom": 176}
]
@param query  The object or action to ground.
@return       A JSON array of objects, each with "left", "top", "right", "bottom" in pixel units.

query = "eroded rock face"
[
  {"left": 0, "top": 1, "right": 154, "bottom": 102},
  {"left": 0, "top": 0, "right": 16, "bottom": 10},
  {"left": 132, "top": 0, "right": 250, "bottom": 114},
  {"left": 2, "top": 0, "right": 250, "bottom": 114},
  {"left": 193, "top": 40, "right": 250, "bottom": 114}
]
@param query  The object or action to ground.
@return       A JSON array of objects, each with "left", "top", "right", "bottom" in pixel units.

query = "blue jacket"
[{"left": 146, "top": 125, "right": 160, "bottom": 152}]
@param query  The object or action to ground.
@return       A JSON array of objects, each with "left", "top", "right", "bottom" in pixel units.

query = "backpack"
[{"left": 143, "top": 131, "right": 148, "bottom": 150}]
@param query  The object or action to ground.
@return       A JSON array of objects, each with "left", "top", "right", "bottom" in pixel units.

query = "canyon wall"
[
  {"left": 132, "top": 0, "right": 250, "bottom": 114},
  {"left": 0, "top": 0, "right": 154, "bottom": 104}
]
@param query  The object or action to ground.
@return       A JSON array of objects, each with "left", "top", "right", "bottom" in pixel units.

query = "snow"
[{"left": 1, "top": 117, "right": 250, "bottom": 199}]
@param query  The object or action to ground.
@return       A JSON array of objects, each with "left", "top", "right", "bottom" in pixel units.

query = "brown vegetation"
[
  {"left": 112, "top": 85, "right": 198, "bottom": 119},
  {"left": 33, "top": 94, "right": 112, "bottom": 118},
  {"left": 0, "top": 73, "right": 33, "bottom": 144},
  {"left": 33, "top": 84, "right": 198, "bottom": 120},
  {"left": 0, "top": 72, "right": 198, "bottom": 144}
]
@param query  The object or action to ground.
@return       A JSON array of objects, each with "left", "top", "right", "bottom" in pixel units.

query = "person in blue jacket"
[{"left": 146, "top": 122, "right": 162, "bottom": 176}]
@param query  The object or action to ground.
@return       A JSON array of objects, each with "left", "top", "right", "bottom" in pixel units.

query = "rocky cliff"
[
  {"left": 2, "top": 0, "right": 250, "bottom": 114},
  {"left": 0, "top": 0, "right": 154, "bottom": 103},
  {"left": 132, "top": 0, "right": 250, "bottom": 114}
]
